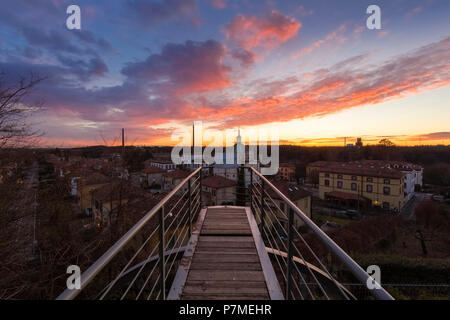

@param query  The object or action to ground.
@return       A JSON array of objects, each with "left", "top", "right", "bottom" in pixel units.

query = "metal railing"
[
  {"left": 58, "top": 164, "right": 393, "bottom": 300},
  {"left": 248, "top": 167, "right": 394, "bottom": 300},
  {"left": 57, "top": 167, "right": 203, "bottom": 300}
]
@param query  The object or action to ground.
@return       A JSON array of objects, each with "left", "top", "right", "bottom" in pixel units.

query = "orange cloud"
[
  {"left": 197, "top": 37, "right": 450, "bottom": 129},
  {"left": 224, "top": 10, "right": 301, "bottom": 50},
  {"left": 292, "top": 24, "right": 346, "bottom": 59}
]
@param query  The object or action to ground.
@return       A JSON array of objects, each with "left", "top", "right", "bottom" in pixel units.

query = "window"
[
  {"left": 382, "top": 202, "right": 390, "bottom": 210},
  {"left": 367, "top": 177, "right": 373, "bottom": 182},
  {"left": 324, "top": 179, "right": 330, "bottom": 186},
  {"left": 383, "top": 186, "right": 390, "bottom": 195},
  {"left": 325, "top": 173, "right": 330, "bottom": 178},
  {"left": 337, "top": 174, "right": 343, "bottom": 179},
  {"left": 351, "top": 183, "right": 357, "bottom": 191},
  {"left": 337, "top": 181, "right": 343, "bottom": 189},
  {"left": 384, "top": 178, "right": 390, "bottom": 184},
  {"left": 351, "top": 176, "right": 357, "bottom": 181},
  {"left": 366, "top": 184, "right": 373, "bottom": 193}
]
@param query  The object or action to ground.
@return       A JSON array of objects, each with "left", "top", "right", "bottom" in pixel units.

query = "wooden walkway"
[{"left": 168, "top": 206, "right": 283, "bottom": 300}]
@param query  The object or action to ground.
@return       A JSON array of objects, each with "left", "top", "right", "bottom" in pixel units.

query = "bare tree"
[
  {"left": 0, "top": 73, "right": 45, "bottom": 148},
  {"left": 414, "top": 199, "right": 443, "bottom": 256}
]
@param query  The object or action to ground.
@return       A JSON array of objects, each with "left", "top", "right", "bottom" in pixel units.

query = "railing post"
[
  {"left": 260, "top": 179, "right": 265, "bottom": 233},
  {"left": 286, "top": 207, "right": 294, "bottom": 300},
  {"left": 250, "top": 169, "right": 253, "bottom": 212},
  {"left": 159, "top": 205, "right": 165, "bottom": 300},
  {"left": 188, "top": 178, "right": 192, "bottom": 237},
  {"left": 199, "top": 168, "right": 203, "bottom": 207}
]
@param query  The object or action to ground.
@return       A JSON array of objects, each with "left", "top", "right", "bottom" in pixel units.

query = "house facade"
[
  {"left": 201, "top": 175, "right": 237, "bottom": 206},
  {"left": 278, "top": 163, "right": 296, "bottom": 181},
  {"left": 317, "top": 164, "right": 406, "bottom": 211}
]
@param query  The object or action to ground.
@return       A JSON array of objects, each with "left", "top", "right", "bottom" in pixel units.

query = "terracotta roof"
[
  {"left": 151, "top": 159, "right": 174, "bottom": 164},
  {"left": 142, "top": 166, "right": 166, "bottom": 174},
  {"left": 322, "top": 164, "right": 403, "bottom": 179},
  {"left": 164, "top": 169, "right": 189, "bottom": 179},
  {"left": 351, "top": 160, "right": 423, "bottom": 171},
  {"left": 202, "top": 175, "right": 236, "bottom": 189},
  {"left": 82, "top": 172, "right": 110, "bottom": 185},
  {"left": 91, "top": 181, "right": 144, "bottom": 202},
  {"left": 280, "top": 163, "right": 296, "bottom": 168},
  {"left": 265, "top": 181, "right": 311, "bottom": 201},
  {"left": 308, "top": 160, "right": 422, "bottom": 176}
]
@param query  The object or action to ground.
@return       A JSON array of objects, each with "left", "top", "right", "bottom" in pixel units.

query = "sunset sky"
[{"left": 0, "top": 0, "right": 449, "bottom": 147}]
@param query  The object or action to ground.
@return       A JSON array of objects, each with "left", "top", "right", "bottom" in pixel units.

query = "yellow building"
[
  {"left": 77, "top": 172, "right": 110, "bottom": 215},
  {"left": 278, "top": 163, "right": 296, "bottom": 181},
  {"left": 317, "top": 164, "right": 406, "bottom": 212}
]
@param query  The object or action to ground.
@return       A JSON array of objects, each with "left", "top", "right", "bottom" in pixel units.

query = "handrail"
[
  {"left": 57, "top": 167, "right": 202, "bottom": 300},
  {"left": 249, "top": 167, "right": 394, "bottom": 300}
]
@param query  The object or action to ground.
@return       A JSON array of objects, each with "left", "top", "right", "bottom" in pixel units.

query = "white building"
[{"left": 212, "top": 129, "right": 260, "bottom": 187}]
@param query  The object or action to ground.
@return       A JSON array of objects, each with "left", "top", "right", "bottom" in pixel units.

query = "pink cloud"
[
  {"left": 224, "top": 10, "right": 301, "bottom": 50},
  {"left": 122, "top": 40, "right": 232, "bottom": 94},
  {"left": 405, "top": 6, "right": 423, "bottom": 19},
  {"left": 199, "top": 37, "right": 450, "bottom": 128},
  {"left": 292, "top": 24, "right": 346, "bottom": 59},
  {"left": 212, "top": 0, "right": 226, "bottom": 9}
]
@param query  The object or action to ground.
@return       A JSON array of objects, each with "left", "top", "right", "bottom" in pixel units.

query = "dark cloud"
[
  {"left": 122, "top": 40, "right": 231, "bottom": 94},
  {"left": 70, "top": 30, "right": 113, "bottom": 52},
  {"left": 126, "top": 0, "right": 197, "bottom": 27},
  {"left": 231, "top": 48, "right": 256, "bottom": 67}
]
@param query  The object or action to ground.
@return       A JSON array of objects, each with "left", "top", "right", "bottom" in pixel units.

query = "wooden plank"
[
  {"left": 183, "top": 286, "right": 268, "bottom": 295},
  {"left": 187, "top": 270, "right": 266, "bottom": 282},
  {"left": 198, "top": 236, "right": 254, "bottom": 242},
  {"left": 182, "top": 294, "right": 269, "bottom": 300},
  {"left": 206, "top": 212, "right": 246, "bottom": 216},
  {"left": 203, "top": 221, "right": 249, "bottom": 225},
  {"left": 201, "top": 227, "right": 251, "bottom": 232},
  {"left": 207, "top": 208, "right": 245, "bottom": 212},
  {"left": 204, "top": 217, "right": 249, "bottom": 220},
  {"left": 202, "top": 225, "right": 251, "bottom": 230},
  {"left": 204, "top": 217, "right": 247, "bottom": 221},
  {"left": 184, "top": 280, "right": 267, "bottom": 288},
  {"left": 177, "top": 207, "right": 274, "bottom": 300},
  {"left": 202, "top": 227, "right": 252, "bottom": 231},
  {"left": 206, "top": 214, "right": 247, "bottom": 218},
  {"left": 190, "top": 262, "right": 262, "bottom": 271},
  {"left": 196, "top": 243, "right": 256, "bottom": 249},
  {"left": 203, "top": 222, "right": 250, "bottom": 227},
  {"left": 194, "top": 248, "right": 256, "bottom": 254},
  {"left": 206, "top": 214, "right": 248, "bottom": 222},
  {"left": 193, "top": 254, "right": 259, "bottom": 263},
  {"left": 201, "top": 230, "right": 252, "bottom": 235}
]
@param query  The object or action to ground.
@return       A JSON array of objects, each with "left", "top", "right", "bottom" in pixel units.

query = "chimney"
[
  {"left": 122, "top": 128, "right": 125, "bottom": 152},
  {"left": 192, "top": 123, "right": 195, "bottom": 165}
]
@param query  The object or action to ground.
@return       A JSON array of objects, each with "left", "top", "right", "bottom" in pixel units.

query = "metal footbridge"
[{"left": 57, "top": 167, "right": 394, "bottom": 300}]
